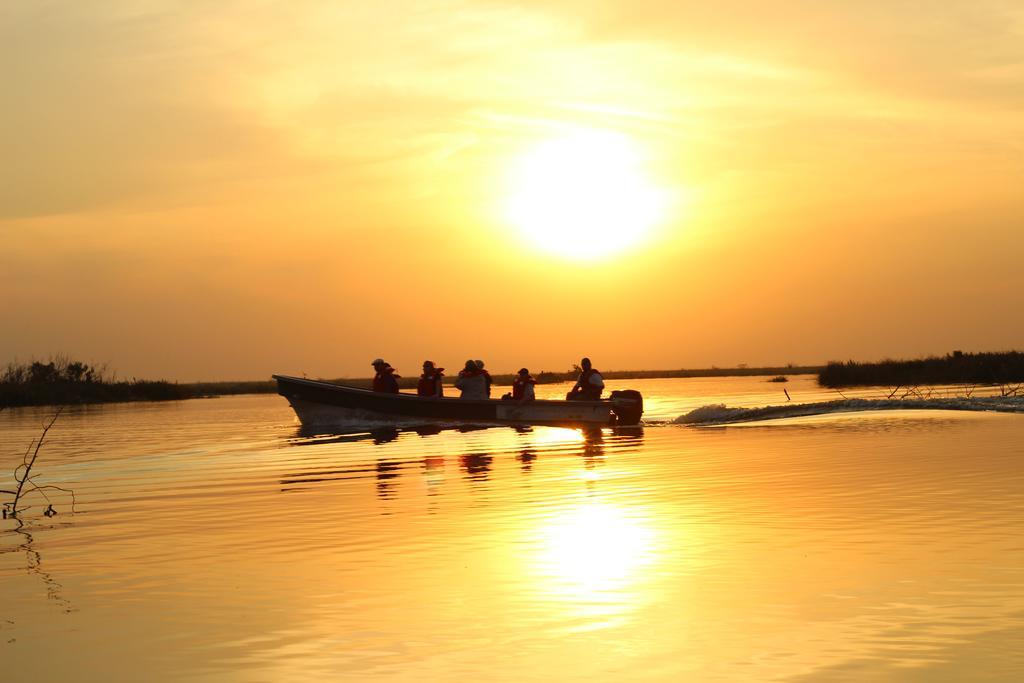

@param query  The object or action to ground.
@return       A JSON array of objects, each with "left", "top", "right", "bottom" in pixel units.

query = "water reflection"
[
  {"left": 289, "top": 426, "right": 403, "bottom": 447},
  {"left": 517, "top": 449, "right": 537, "bottom": 471},
  {"left": 611, "top": 426, "right": 645, "bottom": 442},
  {"left": 581, "top": 427, "right": 605, "bottom": 466},
  {"left": 535, "top": 502, "right": 657, "bottom": 605},
  {"left": 282, "top": 425, "right": 644, "bottom": 495},
  {"left": 528, "top": 456, "right": 658, "bottom": 626},
  {"left": 422, "top": 453, "right": 445, "bottom": 498},
  {"left": 460, "top": 452, "right": 493, "bottom": 482},
  {"left": 509, "top": 426, "right": 656, "bottom": 624},
  {"left": 375, "top": 458, "right": 401, "bottom": 499},
  {"left": 291, "top": 424, "right": 526, "bottom": 446},
  {"left": 5, "top": 521, "right": 75, "bottom": 615},
  {"left": 371, "top": 428, "right": 400, "bottom": 446}
]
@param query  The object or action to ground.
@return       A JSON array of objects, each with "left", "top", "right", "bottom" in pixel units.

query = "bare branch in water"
[
  {"left": 7, "top": 408, "right": 70, "bottom": 517},
  {"left": 21, "top": 485, "right": 77, "bottom": 512}
]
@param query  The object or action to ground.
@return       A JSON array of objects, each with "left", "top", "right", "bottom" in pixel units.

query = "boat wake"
[{"left": 674, "top": 396, "right": 1024, "bottom": 426}]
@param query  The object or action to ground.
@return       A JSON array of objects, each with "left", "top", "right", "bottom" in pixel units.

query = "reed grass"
[
  {"left": 818, "top": 350, "right": 1024, "bottom": 388},
  {"left": 1, "top": 356, "right": 192, "bottom": 407}
]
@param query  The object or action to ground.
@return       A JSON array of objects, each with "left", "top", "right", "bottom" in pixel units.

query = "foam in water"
[{"left": 675, "top": 396, "right": 1024, "bottom": 426}]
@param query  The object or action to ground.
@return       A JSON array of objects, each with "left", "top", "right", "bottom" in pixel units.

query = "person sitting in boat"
[
  {"left": 475, "top": 359, "right": 493, "bottom": 398},
  {"left": 371, "top": 358, "right": 400, "bottom": 393},
  {"left": 512, "top": 368, "right": 536, "bottom": 401},
  {"left": 567, "top": 357, "right": 604, "bottom": 401},
  {"left": 417, "top": 360, "right": 445, "bottom": 398},
  {"left": 455, "top": 359, "right": 487, "bottom": 399}
]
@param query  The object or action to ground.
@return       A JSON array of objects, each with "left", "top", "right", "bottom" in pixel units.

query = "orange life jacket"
[
  {"left": 373, "top": 367, "right": 400, "bottom": 393},
  {"left": 417, "top": 370, "right": 444, "bottom": 397},
  {"left": 512, "top": 375, "right": 536, "bottom": 400}
]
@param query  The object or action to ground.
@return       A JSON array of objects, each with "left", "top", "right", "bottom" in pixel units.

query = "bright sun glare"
[
  {"left": 504, "top": 129, "right": 668, "bottom": 260},
  {"left": 538, "top": 502, "right": 656, "bottom": 597}
]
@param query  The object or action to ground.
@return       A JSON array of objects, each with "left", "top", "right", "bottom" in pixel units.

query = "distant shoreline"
[
  {"left": 819, "top": 351, "right": 1024, "bottom": 388},
  {"left": 1, "top": 362, "right": 820, "bottom": 408},
  {"left": 7, "top": 351, "right": 1021, "bottom": 409}
]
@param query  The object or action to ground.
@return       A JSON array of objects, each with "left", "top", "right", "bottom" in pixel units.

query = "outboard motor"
[{"left": 609, "top": 389, "right": 643, "bottom": 426}]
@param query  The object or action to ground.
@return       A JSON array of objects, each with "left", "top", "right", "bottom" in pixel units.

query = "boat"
[{"left": 273, "top": 375, "right": 643, "bottom": 428}]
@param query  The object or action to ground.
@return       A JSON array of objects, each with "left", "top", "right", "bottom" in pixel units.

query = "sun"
[{"left": 503, "top": 128, "right": 668, "bottom": 260}]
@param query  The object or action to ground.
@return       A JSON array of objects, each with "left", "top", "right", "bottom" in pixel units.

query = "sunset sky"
[{"left": 2, "top": 1, "right": 1023, "bottom": 380}]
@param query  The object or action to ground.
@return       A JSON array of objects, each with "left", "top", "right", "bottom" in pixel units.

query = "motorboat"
[{"left": 273, "top": 375, "right": 643, "bottom": 428}]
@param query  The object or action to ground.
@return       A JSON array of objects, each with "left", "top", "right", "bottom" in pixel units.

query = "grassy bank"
[
  {"left": 1, "top": 359, "right": 195, "bottom": 407},
  {"left": 818, "top": 351, "right": 1024, "bottom": 388},
  {"left": 2, "top": 357, "right": 819, "bottom": 407}
]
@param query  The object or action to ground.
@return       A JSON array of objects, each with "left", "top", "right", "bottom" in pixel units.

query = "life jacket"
[
  {"left": 417, "top": 369, "right": 444, "bottom": 397},
  {"left": 575, "top": 367, "right": 603, "bottom": 397},
  {"left": 512, "top": 375, "right": 536, "bottom": 400},
  {"left": 373, "top": 366, "right": 400, "bottom": 393},
  {"left": 455, "top": 368, "right": 487, "bottom": 399}
]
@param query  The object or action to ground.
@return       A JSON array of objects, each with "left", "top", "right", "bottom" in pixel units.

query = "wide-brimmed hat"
[{"left": 371, "top": 358, "right": 386, "bottom": 366}]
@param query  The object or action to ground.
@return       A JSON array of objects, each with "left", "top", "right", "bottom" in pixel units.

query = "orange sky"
[{"left": 2, "top": 1, "right": 1023, "bottom": 380}]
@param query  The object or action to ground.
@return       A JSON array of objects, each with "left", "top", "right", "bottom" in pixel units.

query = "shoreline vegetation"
[
  {"left": 819, "top": 351, "right": 1024, "bottom": 389},
  {"left": 4, "top": 351, "right": 1021, "bottom": 408},
  {"left": 1, "top": 358, "right": 195, "bottom": 407},
  {"left": 1, "top": 357, "right": 819, "bottom": 408}
]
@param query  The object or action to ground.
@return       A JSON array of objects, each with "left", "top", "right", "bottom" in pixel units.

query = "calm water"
[{"left": 3, "top": 376, "right": 1024, "bottom": 681}]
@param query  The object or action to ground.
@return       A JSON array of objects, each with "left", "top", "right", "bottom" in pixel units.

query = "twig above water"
[{"left": 5, "top": 407, "right": 75, "bottom": 518}]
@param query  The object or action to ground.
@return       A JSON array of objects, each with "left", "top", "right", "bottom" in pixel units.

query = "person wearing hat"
[
  {"left": 455, "top": 359, "right": 488, "bottom": 399},
  {"left": 417, "top": 361, "right": 445, "bottom": 398},
  {"left": 371, "top": 358, "right": 400, "bottom": 393},
  {"left": 512, "top": 368, "right": 536, "bottom": 401}
]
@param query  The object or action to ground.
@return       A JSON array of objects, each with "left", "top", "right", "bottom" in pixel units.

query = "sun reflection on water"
[
  {"left": 533, "top": 501, "right": 658, "bottom": 621},
  {"left": 528, "top": 427, "right": 586, "bottom": 446}
]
